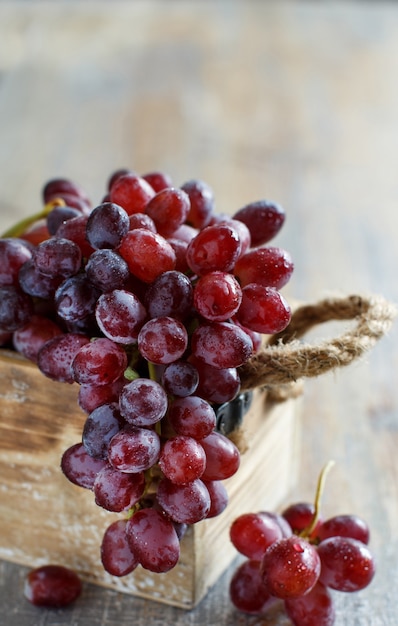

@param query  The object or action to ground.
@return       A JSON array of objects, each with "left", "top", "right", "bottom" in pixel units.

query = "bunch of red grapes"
[
  {"left": 229, "top": 498, "right": 375, "bottom": 625},
  {"left": 0, "top": 169, "right": 294, "bottom": 578}
]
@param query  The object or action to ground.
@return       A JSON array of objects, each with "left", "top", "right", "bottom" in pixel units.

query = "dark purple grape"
[
  {"left": 85, "top": 249, "right": 130, "bottom": 292},
  {"left": 19, "top": 259, "right": 63, "bottom": 299},
  {"left": 42, "top": 177, "right": 91, "bottom": 206},
  {"left": 86, "top": 202, "right": 130, "bottom": 249},
  {"left": 0, "top": 285, "right": 34, "bottom": 332},
  {"left": 82, "top": 402, "right": 125, "bottom": 460},
  {"left": 46, "top": 205, "right": 81, "bottom": 235},
  {"left": 33, "top": 237, "right": 82, "bottom": 278},
  {"left": 0, "top": 238, "right": 32, "bottom": 286},
  {"left": 161, "top": 360, "right": 199, "bottom": 397},
  {"left": 55, "top": 273, "right": 101, "bottom": 322},
  {"left": 144, "top": 270, "right": 193, "bottom": 321}
]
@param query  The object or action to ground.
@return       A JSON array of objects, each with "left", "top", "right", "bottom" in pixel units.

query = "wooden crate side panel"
[{"left": 0, "top": 350, "right": 300, "bottom": 609}]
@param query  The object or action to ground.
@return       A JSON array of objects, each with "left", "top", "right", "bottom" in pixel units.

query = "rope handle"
[{"left": 239, "top": 294, "right": 397, "bottom": 392}]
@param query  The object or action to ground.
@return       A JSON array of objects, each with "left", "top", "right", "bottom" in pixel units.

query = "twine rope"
[{"left": 239, "top": 294, "right": 397, "bottom": 392}]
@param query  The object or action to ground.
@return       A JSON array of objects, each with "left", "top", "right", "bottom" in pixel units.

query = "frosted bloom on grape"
[
  {"left": 72, "top": 337, "right": 128, "bottom": 386},
  {"left": 119, "top": 378, "right": 168, "bottom": 427},
  {"left": 108, "top": 425, "right": 161, "bottom": 473},
  {"left": 95, "top": 289, "right": 147, "bottom": 344},
  {"left": 186, "top": 223, "right": 242, "bottom": 275},
  {"left": 191, "top": 321, "right": 252, "bottom": 369},
  {"left": 85, "top": 202, "right": 130, "bottom": 249},
  {"left": 125, "top": 508, "right": 180, "bottom": 573},
  {"left": 138, "top": 316, "right": 188, "bottom": 364},
  {"left": 193, "top": 271, "right": 242, "bottom": 322}
]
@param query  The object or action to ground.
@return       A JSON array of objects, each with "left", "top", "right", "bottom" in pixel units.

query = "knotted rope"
[{"left": 239, "top": 294, "right": 397, "bottom": 396}]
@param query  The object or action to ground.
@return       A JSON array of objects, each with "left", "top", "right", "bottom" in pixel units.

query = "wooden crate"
[{"left": 0, "top": 348, "right": 300, "bottom": 609}]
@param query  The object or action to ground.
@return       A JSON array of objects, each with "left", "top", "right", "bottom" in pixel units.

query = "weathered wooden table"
[{"left": 0, "top": 2, "right": 397, "bottom": 625}]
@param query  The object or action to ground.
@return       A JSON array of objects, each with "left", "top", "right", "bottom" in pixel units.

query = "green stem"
[
  {"left": 147, "top": 361, "right": 157, "bottom": 381},
  {"left": 301, "top": 459, "right": 335, "bottom": 539},
  {"left": 1, "top": 200, "right": 64, "bottom": 238}
]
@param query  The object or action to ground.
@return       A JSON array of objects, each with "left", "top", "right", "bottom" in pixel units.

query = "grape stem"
[
  {"left": 147, "top": 361, "right": 157, "bottom": 382},
  {"left": 1, "top": 199, "right": 65, "bottom": 238},
  {"left": 300, "top": 459, "right": 335, "bottom": 539}
]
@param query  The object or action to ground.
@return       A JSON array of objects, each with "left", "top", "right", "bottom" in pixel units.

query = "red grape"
[
  {"left": 159, "top": 436, "right": 206, "bottom": 484},
  {"left": 186, "top": 222, "right": 241, "bottom": 275},
  {"left": 93, "top": 464, "right": 146, "bottom": 512},
  {"left": 119, "top": 228, "right": 176, "bottom": 283},
  {"left": 261, "top": 536, "right": 321, "bottom": 599},
  {"left": 61, "top": 442, "right": 107, "bottom": 489},
  {"left": 230, "top": 512, "right": 283, "bottom": 560},
  {"left": 285, "top": 581, "right": 336, "bottom": 626},
  {"left": 193, "top": 271, "right": 242, "bottom": 322},
  {"left": 145, "top": 187, "right": 190, "bottom": 237},
  {"left": 234, "top": 246, "right": 294, "bottom": 290},
  {"left": 138, "top": 316, "right": 188, "bottom": 364},
  {"left": 180, "top": 178, "right": 214, "bottom": 229},
  {"left": 119, "top": 378, "right": 168, "bottom": 427},
  {"left": 191, "top": 320, "right": 253, "bottom": 369},
  {"left": 108, "top": 425, "right": 161, "bottom": 473},
  {"left": 236, "top": 283, "right": 291, "bottom": 334},
  {"left": 95, "top": 288, "right": 147, "bottom": 344},
  {"left": 317, "top": 514, "right": 370, "bottom": 544},
  {"left": 109, "top": 173, "right": 155, "bottom": 215},
  {"left": 229, "top": 559, "right": 274, "bottom": 615},
  {"left": 317, "top": 536, "right": 376, "bottom": 592},
  {"left": 125, "top": 508, "right": 180, "bottom": 573},
  {"left": 24, "top": 564, "right": 82, "bottom": 608},
  {"left": 200, "top": 430, "right": 240, "bottom": 481},
  {"left": 156, "top": 477, "right": 211, "bottom": 523},
  {"left": 101, "top": 519, "right": 139, "bottom": 577},
  {"left": 233, "top": 199, "right": 285, "bottom": 246},
  {"left": 72, "top": 337, "right": 128, "bottom": 386}
]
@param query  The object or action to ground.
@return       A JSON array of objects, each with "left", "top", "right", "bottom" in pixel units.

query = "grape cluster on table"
[
  {"left": 0, "top": 169, "right": 295, "bottom": 580},
  {"left": 229, "top": 502, "right": 375, "bottom": 626}
]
